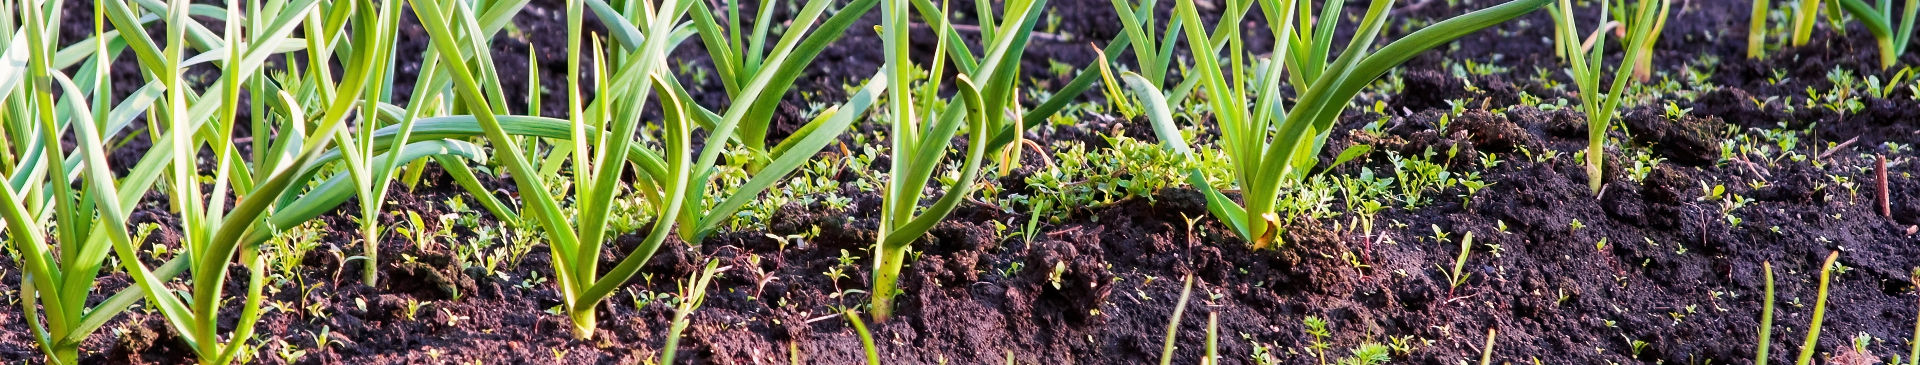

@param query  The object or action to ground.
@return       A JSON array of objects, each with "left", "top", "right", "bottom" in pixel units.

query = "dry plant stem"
[
  {"left": 1879, "top": 154, "right": 1891, "bottom": 218},
  {"left": 1796, "top": 251, "right": 1842, "bottom": 365}
]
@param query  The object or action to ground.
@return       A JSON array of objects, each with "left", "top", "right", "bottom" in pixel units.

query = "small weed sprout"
[
  {"left": 1442, "top": 232, "right": 1477, "bottom": 296},
  {"left": 1306, "top": 316, "right": 1333, "bottom": 364}
]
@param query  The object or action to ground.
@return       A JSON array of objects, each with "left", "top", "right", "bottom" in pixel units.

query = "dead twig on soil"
[
  {"left": 1444, "top": 292, "right": 1483, "bottom": 305},
  {"left": 804, "top": 312, "right": 845, "bottom": 324},
  {"left": 1816, "top": 136, "right": 1859, "bottom": 161},
  {"left": 1735, "top": 157, "right": 1771, "bottom": 179},
  {"left": 1878, "top": 154, "right": 1891, "bottom": 218}
]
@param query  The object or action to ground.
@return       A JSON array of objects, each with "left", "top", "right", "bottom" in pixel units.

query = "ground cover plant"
[{"left": 1, "top": 0, "right": 1919, "bottom": 363}]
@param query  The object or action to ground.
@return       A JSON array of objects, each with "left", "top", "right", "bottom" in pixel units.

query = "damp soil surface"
[{"left": 6, "top": 0, "right": 1920, "bottom": 363}]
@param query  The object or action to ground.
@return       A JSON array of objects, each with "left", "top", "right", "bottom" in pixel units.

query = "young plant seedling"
[
  {"left": 1107, "top": 0, "right": 1182, "bottom": 90},
  {"left": 1444, "top": 232, "right": 1477, "bottom": 297},
  {"left": 869, "top": 0, "right": 1039, "bottom": 321},
  {"left": 19, "top": 5, "right": 440, "bottom": 356},
  {"left": 659, "top": 260, "right": 725, "bottom": 364},
  {"left": 1105, "top": 0, "right": 1250, "bottom": 105},
  {"left": 69, "top": 0, "right": 418, "bottom": 362},
  {"left": 849, "top": 310, "right": 882, "bottom": 365},
  {"left": 1789, "top": 0, "right": 1823, "bottom": 45},
  {"left": 410, "top": 0, "right": 887, "bottom": 338},
  {"left": 1481, "top": 329, "right": 1499, "bottom": 365},
  {"left": 1204, "top": 312, "right": 1220, "bottom": 365},
  {"left": 407, "top": 0, "right": 695, "bottom": 339},
  {"left": 1135, "top": 0, "right": 1551, "bottom": 248},
  {"left": 1757, "top": 261, "right": 1777, "bottom": 364},
  {"left": 1834, "top": 0, "right": 1920, "bottom": 68},
  {"left": 1604, "top": 0, "right": 1672, "bottom": 82},
  {"left": 1908, "top": 267, "right": 1919, "bottom": 365},
  {"left": 318, "top": 0, "right": 414, "bottom": 288},
  {"left": 681, "top": 0, "right": 878, "bottom": 173},
  {"left": 1797, "top": 252, "right": 1842, "bottom": 365},
  {"left": 1160, "top": 275, "right": 1196, "bottom": 365},
  {"left": 1548, "top": 0, "right": 1670, "bottom": 194},
  {"left": 0, "top": 2, "right": 184, "bottom": 362},
  {"left": 592, "top": 0, "right": 889, "bottom": 246}
]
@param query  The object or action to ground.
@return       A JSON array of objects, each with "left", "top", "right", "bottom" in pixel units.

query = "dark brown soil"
[{"left": 5, "top": 0, "right": 1920, "bottom": 364}]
